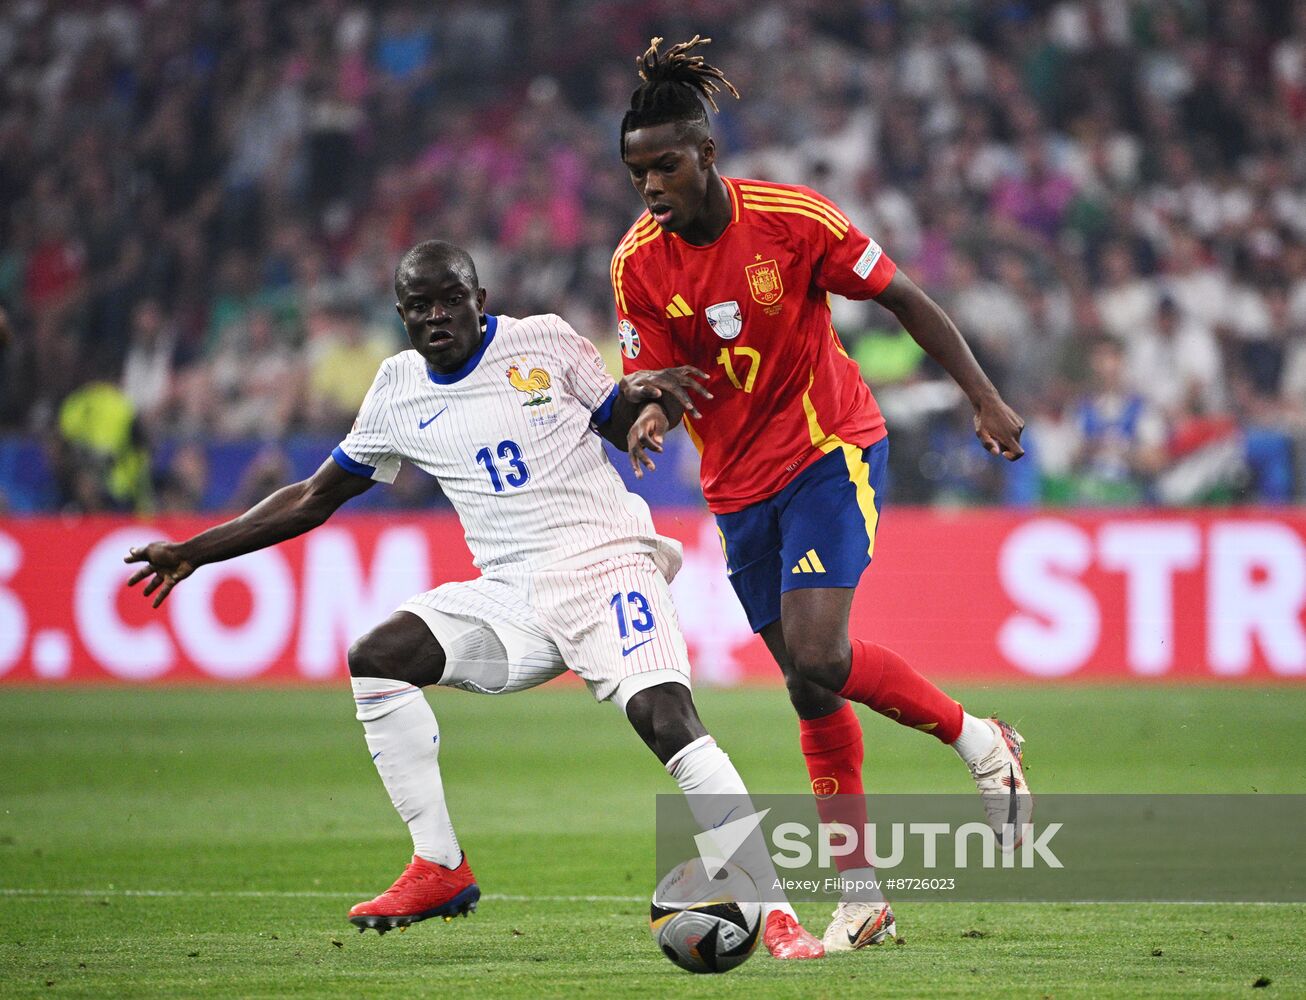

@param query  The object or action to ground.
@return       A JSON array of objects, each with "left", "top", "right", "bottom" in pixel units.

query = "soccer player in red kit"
[{"left": 612, "top": 37, "right": 1032, "bottom": 952}]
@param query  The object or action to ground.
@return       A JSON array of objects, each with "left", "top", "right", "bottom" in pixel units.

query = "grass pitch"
[{"left": 1, "top": 684, "right": 1303, "bottom": 998}]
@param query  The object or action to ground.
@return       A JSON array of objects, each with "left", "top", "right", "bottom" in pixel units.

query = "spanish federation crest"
[
  {"left": 705, "top": 300, "right": 743, "bottom": 340},
  {"left": 618, "top": 318, "right": 641, "bottom": 359},
  {"left": 745, "top": 259, "right": 784, "bottom": 306}
]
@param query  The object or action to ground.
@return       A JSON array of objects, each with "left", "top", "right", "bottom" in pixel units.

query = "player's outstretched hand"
[
  {"left": 974, "top": 395, "right": 1025, "bottom": 461},
  {"left": 628, "top": 404, "right": 671, "bottom": 479},
  {"left": 620, "top": 366, "right": 712, "bottom": 419},
  {"left": 124, "top": 542, "right": 196, "bottom": 608}
]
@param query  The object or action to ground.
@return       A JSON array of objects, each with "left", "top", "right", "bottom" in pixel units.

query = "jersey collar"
[{"left": 426, "top": 314, "right": 498, "bottom": 385}]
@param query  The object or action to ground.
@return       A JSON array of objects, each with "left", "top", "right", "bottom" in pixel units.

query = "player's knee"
[
  {"left": 346, "top": 632, "right": 390, "bottom": 680},
  {"left": 785, "top": 634, "right": 851, "bottom": 693},
  {"left": 781, "top": 666, "right": 843, "bottom": 717},
  {"left": 625, "top": 683, "right": 706, "bottom": 765},
  {"left": 347, "top": 615, "right": 446, "bottom": 687},
  {"left": 651, "top": 718, "right": 700, "bottom": 763}
]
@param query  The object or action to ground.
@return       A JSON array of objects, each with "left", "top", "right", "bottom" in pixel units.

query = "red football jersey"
[{"left": 612, "top": 177, "right": 896, "bottom": 513}]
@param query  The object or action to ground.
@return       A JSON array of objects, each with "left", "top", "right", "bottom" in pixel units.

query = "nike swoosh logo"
[
  {"left": 711, "top": 807, "right": 738, "bottom": 830},
  {"left": 1005, "top": 764, "right": 1019, "bottom": 844},
  {"left": 848, "top": 915, "right": 874, "bottom": 946},
  {"left": 621, "top": 637, "right": 654, "bottom": 657},
  {"left": 418, "top": 407, "right": 448, "bottom": 429},
  {"left": 371, "top": 751, "right": 382, "bottom": 761}
]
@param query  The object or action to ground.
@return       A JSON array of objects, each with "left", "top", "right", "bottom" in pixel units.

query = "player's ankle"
[{"left": 951, "top": 712, "right": 998, "bottom": 766}]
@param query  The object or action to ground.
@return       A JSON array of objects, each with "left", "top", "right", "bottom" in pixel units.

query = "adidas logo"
[
  {"left": 790, "top": 549, "right": 826, "bottom": 574},
  {"left": 665, "top": 294, "right": 692, "bottom": 318}
]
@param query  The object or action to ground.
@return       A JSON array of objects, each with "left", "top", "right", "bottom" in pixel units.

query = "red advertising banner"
[{"left": 1, "top": 511, "right": 1304, "bottom": 684}]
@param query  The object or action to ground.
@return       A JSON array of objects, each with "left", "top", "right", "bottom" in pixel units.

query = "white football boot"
[
  {"left": 822, "top": 900, "right": 897, "bottom": 952},
  {"left": 966, "top": 718, "right": 1032, "bottom": 849}
]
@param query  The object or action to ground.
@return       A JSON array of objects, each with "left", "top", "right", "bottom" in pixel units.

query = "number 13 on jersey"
[
  {"left": 611, "top": 590, "right": 655, "bottom": 638},
  {"left": 475, "top": 439, "right": 530, "bottom": 492}
]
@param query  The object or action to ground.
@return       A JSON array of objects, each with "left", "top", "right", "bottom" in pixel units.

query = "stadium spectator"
[
  {"left": 1095, "top": 243, "right": 1157, "bottom": 342},
  {"left": 1065, "top": 338, "right": 1168, "bottom": 505},
  {"left": 0, "top": 306, "right": 27, "bottom": 429},
  {"left": 1126, "top": 295, "right": 1225, "bottom": 419},
  {"left": 1, "top": 0, "right": 1304, "bottom": 508},
  {"left": 155, "top": 441, "right": 210, "bottom": 513},
  {"left": 306, "top": 306, "right": 394, "bottom": 432},
  {"left": 53, "top": 380, "right": 151, "bottom": 514},
  {"left": 120, "top": 299, "right": 178, "bottom": 434}
]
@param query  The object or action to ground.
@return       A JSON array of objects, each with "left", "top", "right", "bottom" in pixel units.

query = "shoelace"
[
  {"left": 768, "top": 913, "right": 796, "bottom": 933},
  {"left": 385, "top": 865, "right": 436, "bottom": 893}
]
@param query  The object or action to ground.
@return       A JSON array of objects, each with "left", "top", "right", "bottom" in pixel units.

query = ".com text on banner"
[{"left": 0, "top": 511, "right": 1303, "bottom": 683}]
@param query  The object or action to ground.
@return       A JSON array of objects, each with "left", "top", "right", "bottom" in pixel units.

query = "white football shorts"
[{"left": 397, "top": 552, "right": 692, "bottom": 712}]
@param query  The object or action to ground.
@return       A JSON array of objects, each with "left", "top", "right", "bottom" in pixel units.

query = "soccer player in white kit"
[{"left": 124, "top": 240, "right": 824, "bottom": 959}]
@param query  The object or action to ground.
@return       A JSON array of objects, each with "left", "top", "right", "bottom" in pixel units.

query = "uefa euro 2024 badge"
[
  {"left": 706, "top": 300, "right": 742, "bottom": 340},
  {"left": 618, "top": 319, "right": 641, "bottom": 359}
]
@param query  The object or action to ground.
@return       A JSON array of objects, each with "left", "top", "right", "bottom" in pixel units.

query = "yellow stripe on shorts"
[{"left": 800, "top": 370, "right": 879, "bottom": 558}]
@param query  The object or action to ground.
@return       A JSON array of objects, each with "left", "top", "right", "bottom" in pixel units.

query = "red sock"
[
  {"left": 840, "top": 639, "right": 963, "bottom": 744},
  {"left": 798, "top": 703, "right": 872, "bottom": 872}
]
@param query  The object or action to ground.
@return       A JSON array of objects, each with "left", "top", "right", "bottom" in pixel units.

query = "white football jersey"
[{"left": 333, "top": 313, "right": 681, "bottom": 576}]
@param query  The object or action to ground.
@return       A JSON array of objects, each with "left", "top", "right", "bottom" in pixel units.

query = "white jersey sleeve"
[
  {"left": 548, "top": 314, "right": 619, "bottom": 427},
  {"left": 331, "top": 358, "right": 402, "bottom": 484}
]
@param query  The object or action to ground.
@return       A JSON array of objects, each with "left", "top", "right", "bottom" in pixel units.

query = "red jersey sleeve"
[
  {"left": 611, "top": 234, "right": 674, "bottom": 376},
  {"left": 797, "top": 186, "right": 898, "bottom": 300}
]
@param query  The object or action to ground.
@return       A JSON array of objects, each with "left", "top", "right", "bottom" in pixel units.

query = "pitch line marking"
[
  {"left": 0, "top": 887, "right": 646, "bottom": 903},
  {"left": 0, "top": 888, "right": 1301, "bottom": 906}
]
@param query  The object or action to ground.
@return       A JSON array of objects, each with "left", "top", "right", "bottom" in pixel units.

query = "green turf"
[{"left": 1, "top": 685, "right": 1303, "bottom": 997}]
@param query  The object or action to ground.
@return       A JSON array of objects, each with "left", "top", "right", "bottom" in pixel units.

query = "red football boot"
[
  {"left": 349, "top": 854, "right": 480, "bottom": 934},
  {"left": 762, "top": 911, "right": 826, "bottom": 959}
]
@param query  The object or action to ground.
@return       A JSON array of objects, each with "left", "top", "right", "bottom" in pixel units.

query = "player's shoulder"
[
  {"left": 610, "top": 211, "right": 661, "bottom": 270},
  {"left": 351, "top": 351, "right": 412, "bottom": 409},
  {"left": 732, "top": 176, "right": 851, "bottom": 239},
  {"left": 363, "top": 350, "right": 400, "bottom": 382},
  {"left": 374, "top": 350, "right": 434, "bottom": 395},
  {"left": 501, "top": 312, "right": 590, "bottom": 354},
  {"left": 732, "top": 176, "right": 843, "bottom": 208},
  {"left": 503, "top": 312, "right": 578, "bottom": 339},
  {"left": 386, "top": 350, "right": 422, "bottom": 378}
]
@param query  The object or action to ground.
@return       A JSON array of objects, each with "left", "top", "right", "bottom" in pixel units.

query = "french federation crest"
[
  {"left": 745, "top": 259, "right": 784, "bottom": 306},
  {"left": 618, "top": 318, "right": 641, "bottom": 359},
  {"left": 705, "top": 300, "right": 743, "bottom": 340},
  {"left": 506, "top": 361, "right": 553, "bottom": 406}
]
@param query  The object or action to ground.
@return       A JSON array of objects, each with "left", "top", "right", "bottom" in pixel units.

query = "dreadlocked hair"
[{"left": 620, "top": 36, "right": 740, "bottom": 155}]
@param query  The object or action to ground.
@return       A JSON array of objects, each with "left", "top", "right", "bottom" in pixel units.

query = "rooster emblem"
[{"left": 506, "top": 363, "right": 552, "bottom": 406}]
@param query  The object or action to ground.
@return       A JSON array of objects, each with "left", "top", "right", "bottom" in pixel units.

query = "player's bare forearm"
[
  {"left": 600, "top": 393, "right": 683, "bottom": 451},
  {"left": 178, "top": 459, "right": 373, "bottom": 566},
  {"left": 604, "top": 369, "right": 706, "bottom": 474},
  {"left": 875, "top": 270, "right": 997, "bottom": 404},
  {"left": 619, "top": 367, "right": 710, "bottom": 422},
  {"left": 874, "top": 270, "right": 1025, "bottom": 460},
  {"left": 125, "top": 459, "right": 375, "bottom": 607}
]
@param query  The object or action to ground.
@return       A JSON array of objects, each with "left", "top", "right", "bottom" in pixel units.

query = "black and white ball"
[{"left": 650, "top": 859, "right": 761, "bottom": 974}]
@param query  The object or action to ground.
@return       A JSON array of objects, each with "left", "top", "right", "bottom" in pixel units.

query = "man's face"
[
  {"left": 622, "top": 123, "right": 714, "bottom": 234},
  {"left": 1157, "top": 306, "right": 1179, "bottom": 338},
  {"left": 1091, "top": 343, "right": 1124, "bottom": 388},
  {"left": 395, "top": 261, "right": 487, "bottom": 373}
]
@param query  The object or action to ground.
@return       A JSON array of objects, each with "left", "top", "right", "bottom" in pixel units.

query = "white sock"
[
  {"left": 665, "top": 735, "right": 796, "bottom": 921},
  {"left": 951, "top": 712, "right": 998, "bottom": 766},
  {"left": 352, "top": 676, "right": 461, "bottom": 868}
]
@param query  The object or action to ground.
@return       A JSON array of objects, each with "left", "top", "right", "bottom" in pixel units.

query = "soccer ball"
[{"left": 649, "top": 859, "right": 761, "bottom": 974}]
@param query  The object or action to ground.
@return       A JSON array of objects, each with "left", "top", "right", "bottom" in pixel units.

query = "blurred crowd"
[{"left": 2, "top": 0, "right": 1306, "bottom": 512}]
